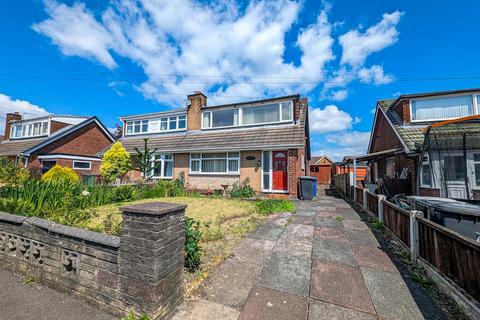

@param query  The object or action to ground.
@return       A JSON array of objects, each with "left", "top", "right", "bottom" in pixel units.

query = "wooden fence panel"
[
  {"left": 383, "top": 201, "right": 410, "bottom": 247},
  {"left": 356, "top": 187, "right": 363, "bottom": 206},
  {"left": 418, "top": 217, "right": 480, "bottom": 302},
  {"left": 366, "top": 192, "right": 378, "bottom": 216}
]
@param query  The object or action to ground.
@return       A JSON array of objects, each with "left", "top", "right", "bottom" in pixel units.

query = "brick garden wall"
[{"left": 0, "top": 202, "right": 186, "bottom": 319}]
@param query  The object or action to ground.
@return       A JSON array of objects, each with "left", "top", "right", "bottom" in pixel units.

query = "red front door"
[{"left": 272, "top": 151, "right": 288, "bottom": 191}]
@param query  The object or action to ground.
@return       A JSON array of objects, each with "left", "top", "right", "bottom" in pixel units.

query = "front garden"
[{"left": 0, "top": 156, "right": 295, "bottom": 294}]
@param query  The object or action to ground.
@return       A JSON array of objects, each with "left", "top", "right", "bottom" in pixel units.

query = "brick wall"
[
  {"left": 288, "top": 149, "right": 299, "bottom": 197},
  {"left": 173, "top": 153, "right": 189, "bottom": 184},
  {"left": 240, "top": 150, "right": 261, "bottom": 192},
  {"left": 50, "top": 120, "right": 71, "bottom": 134},
  {"left": 419, "top": 188, "right": 440, "bottom": 197},
  {"left": 0, "top": 202, "right": 185, "bottom": 319},
  {"left": 187, "top": 92, "right": 206, "bottom": 130},
  {"left": 4, "top": 113, "right": 22, "bottom": 140},
  {"left": 391, "top": 99, "right": 411, "bottom": 124},
  {"left": 188, "top": 175, "right": 240, "bottom": 191},
  {"left": 370, "top": 110, "right": 403, "bottom": 153}
]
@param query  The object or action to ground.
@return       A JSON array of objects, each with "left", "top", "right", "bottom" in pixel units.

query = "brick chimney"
[
  {"left": 5, "top": 112, "right": 22, "bottom": 140},
  {"left": 187, "top": 91, "right": 207, "bottom": 130}
]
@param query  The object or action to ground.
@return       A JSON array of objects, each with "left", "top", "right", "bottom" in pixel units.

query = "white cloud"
[
  {"left": 358, "top": 65, "right": 394, "bottom": 85},
  {"left": 33, "top": 1, "right": 402, "bottom": 105},
  {"left": 326, "top": 131, "right": 371, "bottom": 147},
  {"left": 339, "top": 11, "right": 403, "bottom": 67},
  {"left": 309, "top": 105, "right": 357, "bottom": 134},
  {"left": 329, "top": 89, "right": 348, "bottom": 101},
  {"left": 33, "top": 1, "right": 116, "bottom": 68},
  {"left": 0, "top": 93, "right": 49, "bottom": 135}
]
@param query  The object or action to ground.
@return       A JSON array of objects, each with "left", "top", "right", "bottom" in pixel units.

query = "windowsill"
[
  {"left": 189, "top": 172, "right": 240, "bottom": 176},
  {"left": 262, "top": 190, "right": 289, "bottom": 194},
  {"left": 151, "top": 176, "right": 173, "bottom": 179}
]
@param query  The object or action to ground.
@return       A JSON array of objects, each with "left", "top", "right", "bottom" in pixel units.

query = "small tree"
[
  {"left": 132, "top": 138, "right": 159, "bottom": 180},
  {"left": 100, "top": 142, "right": 131, "bottom": 182},
  {"left": 0, "top": 157, "right": 30, "bottom": 184}
]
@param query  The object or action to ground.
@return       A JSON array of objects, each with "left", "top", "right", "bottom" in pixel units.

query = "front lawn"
[{"left": 85, "top": 197, "right": 294, "bottom": 295}]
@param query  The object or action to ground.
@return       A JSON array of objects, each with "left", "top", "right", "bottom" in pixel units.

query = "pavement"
[
  {"left": 174, "top": 189, "right": 448, "bottom": 320},
  {"left": 0, "top": 268, "right": 115, "bottom": 320}
]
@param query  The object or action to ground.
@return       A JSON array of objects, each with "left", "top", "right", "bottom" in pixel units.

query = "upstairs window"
[
  {"left": 202, "top": 101, "right": 293, "bottom": 129},
  {"left": 411, "top": 96, "right": 473, "bottom": 121},
  {"left": 203, "top": 109, "right": 239, "bottom": 128},
  {"left": 125, "top": 114, "right": 186, "bottom": 135},
  {"left": 10, "top": 120, "right": 49, "bottom": 139}
]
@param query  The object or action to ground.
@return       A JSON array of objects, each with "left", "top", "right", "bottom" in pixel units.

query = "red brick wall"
[
  {"left": 391, "top": 99, "right": 411, "bottom": 124},
  {"left": 4, "top": 113, "right": 22, "bottom": 140},
  {"left": 288, "top": 149, "right": 299, "bottom": 197},
  {"left": 36, "top": 122, "right": 112, "bottom": 157},
  {"left": 419, "top": 188, "right": 440, "bottom": 197},
  {"left": 50, "top": 120, "right": 71, "bottom": 134},
  {"left": 370, "top": 110, "right": 403, "bottom": 153}
]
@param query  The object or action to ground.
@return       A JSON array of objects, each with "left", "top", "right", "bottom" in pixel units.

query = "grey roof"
[
  {"left": 378, "top": 99, "right": 427, "bottom": 152},
  {"left": 117, "top": 104, "right": 307, "bottom": 153},
  {"left": 0, "top": 137, "right": 48, "bottom": 156}
]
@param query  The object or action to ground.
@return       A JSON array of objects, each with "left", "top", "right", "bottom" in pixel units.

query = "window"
[
  {"left": 201, "top": 101, "right": 293, "bottom": 129},
  {"left": 474, "top": 154, "right": 480, "bottom": 186},
  {"left": 126, "top": 120, "right": 149, "bottom": 134},
  {"left": 10, "top": 120, "right": 49, "bottom": 139},
  {"left": 41, "top": 160, "right": 56, "bottom": 174},
  {"left": 73, "top": 161, "right": 91, "bottom": 170},
  {"left": 190, "top": 152, "right": 240, "bottom": 174},
  {"left": 421, "top": 155, "right": 431, "bottom": 187},
  {"left": 243, "top": 103, "right": 279, "bottom": 125},
  {"left": 444, "top": 155, "right": 466, "bottom": 182},
  {"left": 151, "top": 154, "right": 173, "bottom": 178},
  {"left": 178, "top": 115, "right": 186, "bottom": 129},
  {"left": 262, "top": 151, "right": 270, "bottom": 190},
  {"left": 203, "top": 109, "right": 239, "bottom": 128},
  {"left": 411, "top": 96, "right": 473, "bottom": 121},
  {"left": 125, "top": 115, "right": 186, "bottom": 135}
]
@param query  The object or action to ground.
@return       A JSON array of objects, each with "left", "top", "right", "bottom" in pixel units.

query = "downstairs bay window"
[
  {"left": 190, "top": 152, "right": 240, "bottom": 174},
  {"left": 151, "top": 154, "right": 173, "bottom": 178}
]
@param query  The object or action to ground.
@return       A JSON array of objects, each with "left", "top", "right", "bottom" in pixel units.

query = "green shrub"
[
  {"left": 121, "top": 310, "right": 150, "bottom": 320},
  {"left": 112, "top": 185, "right": 137, "bottom": 203},
  {"left": 230, "top": 178, "right": 255, "bottom": 198},
  {"left": 185, "top": 217, "right": 202, "bottom": 272},
  {"left": 41, "top": 165, "right": 79, "bottom": 183},
  {"left": 0, "top": 198, "right": 35, "bottom": 215},
  {"left": 255, "top": 199, "right": 295, "bottom": 215},
  {"left": 0, "top": 157, "right": 30, "bottom": 185}
]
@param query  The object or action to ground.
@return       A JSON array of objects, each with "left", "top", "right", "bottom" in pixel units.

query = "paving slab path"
[{"left": 175, "top": 189, "right": 448, "bottom": 320}]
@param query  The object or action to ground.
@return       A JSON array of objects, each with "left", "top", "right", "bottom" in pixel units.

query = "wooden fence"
[
  {"left": 333, "top": 183, "right": 480, "bottom": 315},
  {"left": 366, "top": 192, "right": 379, "bottom": 217},
  {"left": 383, "top": 201, "right": 411, "bottom": 247},
  {"left": 418, "top": 217, "right": 480, "bottom": 302}
]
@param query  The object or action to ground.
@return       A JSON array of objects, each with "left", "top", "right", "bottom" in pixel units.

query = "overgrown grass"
[{"left": 254, "top": 199, "right": 295, "bottom": 215}]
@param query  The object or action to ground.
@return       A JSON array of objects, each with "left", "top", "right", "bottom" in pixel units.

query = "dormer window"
[
  {"left": 10, "top": 120, "right": 49, "bottom": 139},
  {"left": 410, "top": 95, "right": 475, "bottom": 122},
  {"left": 202, "top": 101, "right": 293, "bottom": 129},
  {"left": 124, "top": 114, "right": 186, "bottom": 136}
]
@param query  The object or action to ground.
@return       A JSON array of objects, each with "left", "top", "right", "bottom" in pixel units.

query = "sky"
[{"left": 1, "top": 0, "right": 480, "bottom": 160}]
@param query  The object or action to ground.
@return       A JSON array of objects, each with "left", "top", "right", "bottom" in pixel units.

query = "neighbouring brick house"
[
  {"left": 367, "top": 88, "right": 480, "bottom": 200},
  {"left": 0, "top": 113, "right": 115, "bottom": 181},
  {"left": 309, "top": 155, "right": 332, "bottom": 185},
  {"left": 116, "top": 92, "right": 311, "bottom": 198}
]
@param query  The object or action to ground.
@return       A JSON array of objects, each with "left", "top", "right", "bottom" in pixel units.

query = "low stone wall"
[{"left": 0, "top": 202, "right": 186, "bottom": 319}]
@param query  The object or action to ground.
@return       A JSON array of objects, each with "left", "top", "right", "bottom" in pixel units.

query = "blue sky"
[{"left": 1, "top": 0, "right": 480, "bottom": 160}]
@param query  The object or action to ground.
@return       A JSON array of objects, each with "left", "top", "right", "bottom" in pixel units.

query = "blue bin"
[{"left": 313, "top": 178, "right": 317, "bottom": 197}]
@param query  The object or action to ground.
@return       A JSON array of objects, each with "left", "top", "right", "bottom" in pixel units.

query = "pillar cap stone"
[{"left": 121, "top": 202, "right": 187, "bottom": 215}]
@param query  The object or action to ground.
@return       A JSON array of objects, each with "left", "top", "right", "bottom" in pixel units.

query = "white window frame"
[
  {"left": 409, "top": 93, "right": 479, "bottom": 123},
  {"left": 124, "top": 114, "right": 187, "bottom": 136},
  {"left": 73, "top": 160, "right": 92, "bottom": 170},
  {"left": 261, "top": 150, "right": 289, "bottom": 193},
  {"left": 10, "top": 120, "right": 49, "bottom": 139},
  {"left": 201, "top": 100, "right": 294, "bottom": 130},
  {"left": 420, "top": 154, "right": 432, "bottom": 188},
  {"left": 150, "top": 154, "right": 174, "bottom": 179},
  {"left": 189, "top": 152, "right": 240, "bottom": 175}
]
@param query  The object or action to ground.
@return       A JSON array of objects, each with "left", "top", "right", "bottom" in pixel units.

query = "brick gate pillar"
[{"left": 119, "top": 202, "right": 186, "bottom": 319}]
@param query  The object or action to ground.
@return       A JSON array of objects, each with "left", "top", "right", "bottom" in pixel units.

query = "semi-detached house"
[
  {"left": 0, "top": 113, "right": 115, "bottom": 181},
  {"left": 118, "top": 92, "right": 311, "bottom": 197}
]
